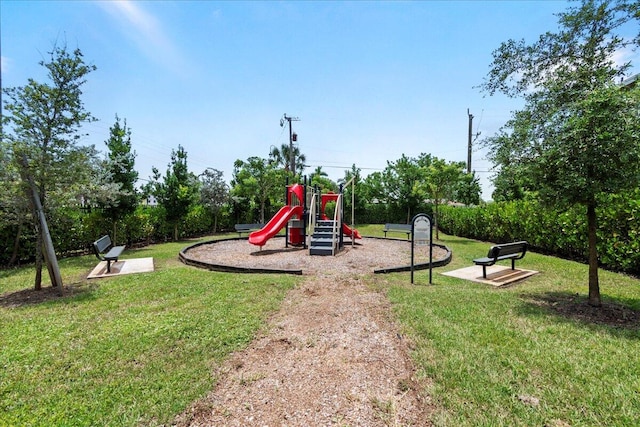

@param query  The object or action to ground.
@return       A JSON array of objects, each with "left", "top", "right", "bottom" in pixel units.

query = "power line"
[
  {"left": 306, "top": 163, "right": 383, "bottom": 171},
  {"left": 474, "top": 109, "right": 484, "bottom": 140}
]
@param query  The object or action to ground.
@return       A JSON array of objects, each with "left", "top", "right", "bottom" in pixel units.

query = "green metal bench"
[
  {"left": 382, "top": 223, "right": 412, "bottom": 239},
  {"left": 93, "top": 235, "right": 126, "bottom": 273},
  {"left": 473, "top": 241, "right": 528, "bottom": 278},
  {"left": 234, "top": 223, "right": 264, "bottom": 236}
]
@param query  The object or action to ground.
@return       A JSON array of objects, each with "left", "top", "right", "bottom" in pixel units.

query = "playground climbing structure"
[{"left": 248, "top": 179, "right": 361, "bottom": 256}]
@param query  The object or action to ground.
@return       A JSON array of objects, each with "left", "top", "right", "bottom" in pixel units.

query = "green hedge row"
[
  {"left": 12, "top": 192, "right": 638, "bottom": 275},
  {"left": 0, "top": 195, "right": 437, "bottom": 267},
  {"left": 0, "top": 204, "right": 235, "bottom": 267},
  {"left": 355, "top": 202, "right": 434, "bottom": 225},
  {"left": 437, "top": 191, "right": 640, "bottom": 275}
]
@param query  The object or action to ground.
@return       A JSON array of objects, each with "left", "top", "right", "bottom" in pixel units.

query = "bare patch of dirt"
[
  {"left": 0, "top": 282, "right": 95, "bottom": 308},
  {"left": 176, "top": 238, "right": 436, "bottom": 426},
  {"left": 523, "top": 292, "right": 640, "bottom": 329}
]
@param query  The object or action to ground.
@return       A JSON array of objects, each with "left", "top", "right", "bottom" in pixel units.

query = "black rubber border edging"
[
  {"left": 179, "top": 235, "right": 451, "bottom": 276},
  {"left": 179, "top": 236, "right": 303, "bottom": 275},
  {"left": 372, "top": 239, "right": 452, "bottom": 274}
]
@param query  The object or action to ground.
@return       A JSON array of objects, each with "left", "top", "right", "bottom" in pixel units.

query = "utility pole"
[
  {"left": 467, "top": 109, "right": 473, "bottom": 174},
  {"left": 280, "top": 114, "right": 300, "bottom": 176}
]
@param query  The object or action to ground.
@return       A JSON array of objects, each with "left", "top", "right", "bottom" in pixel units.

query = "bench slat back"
[
  {"left": 384, "top": 223, "right": 412, "bottom": 230},
  {"left": 94, "top": 235, "right": 112, "bottom": 253},
  {"left": 235, "top": 224, "right": 264, "bottom": 231},
  {"left": 488, "top": 241, "right": 528, "bottom": 258}
]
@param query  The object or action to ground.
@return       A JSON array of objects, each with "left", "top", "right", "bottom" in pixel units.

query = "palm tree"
[
  {"left": 310, "top": 166, "right": 328, "bottom": 181},
  {"left": 269, "top": 143, "right": 307, "bottom": 176},
  {"left": 310, "top": 165, "right": 338, "bottom": 192}
]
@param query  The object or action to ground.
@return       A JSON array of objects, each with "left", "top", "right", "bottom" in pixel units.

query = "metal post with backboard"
[{"left": 411, "top": 213, "right": 433, "bottom": 285}]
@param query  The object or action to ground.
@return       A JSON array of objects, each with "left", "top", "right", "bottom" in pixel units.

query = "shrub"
[{"left": 438, "top": 194, "right": 640, "bottom": 275}]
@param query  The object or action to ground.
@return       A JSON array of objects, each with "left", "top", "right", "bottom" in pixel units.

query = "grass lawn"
[
  {"left": 377, "top": 232, "right": 640, "bottom": 427},
  {"left": 0, "top": 234, "right": 300, "bottom": 426},
  {"left": 2, "top": 227, "right": 640, "bottom": 426}
]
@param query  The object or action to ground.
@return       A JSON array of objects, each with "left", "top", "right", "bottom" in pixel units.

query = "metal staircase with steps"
[{"left": 309, "top": 219, "right": 339, "bottom": 256}]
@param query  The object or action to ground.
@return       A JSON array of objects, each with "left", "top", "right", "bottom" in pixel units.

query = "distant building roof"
[{"left": 621, "top": 73, "right": 639, "bottom": 89}]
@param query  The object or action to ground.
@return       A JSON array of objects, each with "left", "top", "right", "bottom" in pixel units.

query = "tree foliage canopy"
[
  {"left": 199, "top": 168, "right": 228, "bottom": 232},
  {"left": 151, "top": 145, "right": 198, "bottom": 240},
  {"left": 363, "top": 153, "right": 432, "bottom": 223},
  {"left": 3, "top": 46, "right": 98, "bottom": 202},
  {"left": 481, "top": 0, "right": 640, "bottom": 305},
  {"left": 231, "top": 156, "right": 283, "bottom": 223},
  {"left": 361, "top": 153, "right": 478, "bottom": 224},
  {"left": 2, "top": 44, "right": 97, "bottom": 289},
  {"left": 268, "top": 143, "right": 307, "bottom": 179},
  {"left": 102, "top": 115, "right": 138, "bottom": 223}
]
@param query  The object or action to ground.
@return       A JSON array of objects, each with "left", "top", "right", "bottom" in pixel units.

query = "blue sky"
[{"left": 2, "top": 1, "right": 638, "bottom": 199}]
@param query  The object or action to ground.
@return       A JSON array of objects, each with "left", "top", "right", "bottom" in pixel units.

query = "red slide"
[
  {"left": 342, "top": 223, "right": 362, "bottom": 239},
  {"left": 248, "top": 205, "right": 304, "bottom": 247}
]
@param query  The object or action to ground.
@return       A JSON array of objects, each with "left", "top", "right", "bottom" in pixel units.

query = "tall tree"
[
  {"left": 455, "top": 171, "right": 482, "bottom": 206},
  {"left": 378, "top": 153, "right": 432, "bottom": 223},
  {"left": 269, "top": 143, "right": 307, "bottom": 178},
  {"left": 310, "top": 166, "right": 328, "bottom": 181},
  {"left": 231, "top": 157, "right": 282, "bottom": 223},
  {"left": 340, "top": 164, "right": 364, "bottom": 225},
  {"left": 152, "top": 145, "right": 198, "bottom": 241},
  {"left": 360, "top": 171, "right": 385, "bottom": 206},
  {"left": 103, "top": 115, "right": 138, "bottom": 244},
  {"left": 341, "top": 164, "right": 361, "bottom": 185},
  {"left": 481, "top": 0, "right": 640, "bottom": 306},
  {"left": 2, "top": 44, "right": 96, "bottom": 291},
  {"left": 420, "top": 159, "right": 466, "bottom": 239},
  {"left": 483, "top": 112, "right": 538, "bottom": 202},
  {"left": 199, "top": 168, "right": 228, "bottom": 233},
  {"left": 310, "top": 166, "right": 337, "bottom": 192}
]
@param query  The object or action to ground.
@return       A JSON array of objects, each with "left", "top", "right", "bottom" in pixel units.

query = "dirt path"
[{"left": 176, "top": 239, "right": 436, "bottom": 426}]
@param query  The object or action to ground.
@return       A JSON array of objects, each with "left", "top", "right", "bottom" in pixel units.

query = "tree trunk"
[
  {"left": 213, "top": 214, "right": 218, "bottom": 234},
  {"left": 174, "top": 223, "right": 178, "bottom": 241},
  {"left": 32, "top": 191, "right": 63, "bottom": 292},
  {"left": 587, "top": 202, "right": 601, "bottom": 307}
]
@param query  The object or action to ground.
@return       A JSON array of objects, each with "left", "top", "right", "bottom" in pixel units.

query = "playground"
[
  {"left": 181, "top": 235, "right": 450, "bottom": 275},
  {"left": 181, "top": 181, "right": 450, "bottom": 276},
  {"left": 176, "top": 183, "right": 451, "bottom": 424}
]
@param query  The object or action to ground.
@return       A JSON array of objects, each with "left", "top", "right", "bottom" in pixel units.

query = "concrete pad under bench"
[
  {"left": 88, "top": 257, "right": 155, "bottom": 279},
  {"left": 441, "top": 265, "right": 538, "bottom": 287}
]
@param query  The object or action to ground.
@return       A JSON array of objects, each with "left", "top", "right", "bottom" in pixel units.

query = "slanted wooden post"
[
  {"left": 19, "top": 155, "right": 64, "bottom": 293},
  {"left": 28, "top": 176, "right": 63, "bottom": 292}
]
